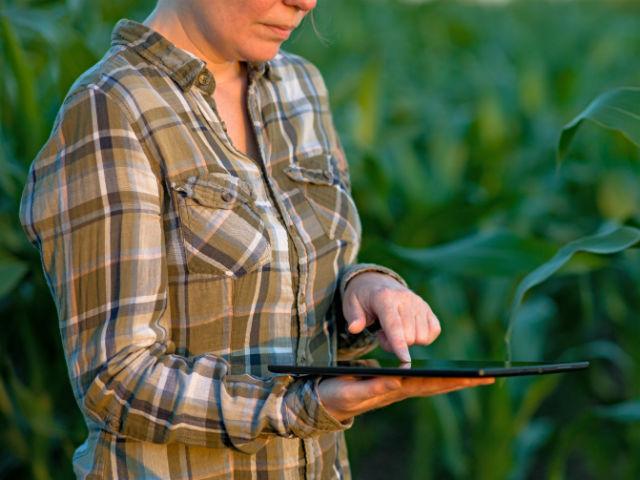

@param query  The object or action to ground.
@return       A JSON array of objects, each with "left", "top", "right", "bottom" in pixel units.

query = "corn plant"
[{"left": 2, "top": 1, "right": 640, "bottom": 479}]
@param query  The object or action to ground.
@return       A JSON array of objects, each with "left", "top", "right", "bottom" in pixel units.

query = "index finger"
[{"left": 376, "top": 302, "right": 411, "bottom": 363}]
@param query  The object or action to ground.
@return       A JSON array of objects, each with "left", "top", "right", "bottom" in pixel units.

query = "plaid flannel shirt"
[{"left": 19, "top": 19, "right": 407, "bottom": 479}]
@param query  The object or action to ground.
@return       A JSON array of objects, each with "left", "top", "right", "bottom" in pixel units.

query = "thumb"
[{"left": 343, "top": 294, "right": 367, "bottom": 334}]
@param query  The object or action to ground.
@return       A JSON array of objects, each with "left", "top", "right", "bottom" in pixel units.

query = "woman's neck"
[{"left": 143, "top": 5, "right": 244, "bottom": 85}]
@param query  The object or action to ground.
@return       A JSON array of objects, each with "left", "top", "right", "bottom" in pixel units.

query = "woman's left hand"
[{"left": 342, "top": 272, "right": 441, "bottom": 362}]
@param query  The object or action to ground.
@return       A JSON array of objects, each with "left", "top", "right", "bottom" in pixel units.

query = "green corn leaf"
[
  {"left": 558, "top": 87, "right": 640, "bottom": 163},
  {"left": 595, "top": 401, "right": 640, "bottom": 423},
  {"left": 561, "top": 340, "right": 634, "bottom": 372},
  {"left": 389, "top": 230, "right": 554, "bottom": 277},
  {"left": 0, "top": 260, "right": 28, "bottom": 298},
  {"left": 0, "top": 377, "right": 13, "bottom": 417},
  {"left": 0, "top": 14, "right": 42, "bottom": 157},
  {"left": 353, "top": 60, "right": 381, "bottom": 149},
  {"left": 0, "top": 128, "right": 28, "bottom": 198},
  {"left": 513, "top": 375, "right": 562, "bottom": 434},
  {"left": 432, "top": 395, "right": 467, "bottom": 478},
  {"left": 505, "top": 226, "right": 640, "bottom": 355}
]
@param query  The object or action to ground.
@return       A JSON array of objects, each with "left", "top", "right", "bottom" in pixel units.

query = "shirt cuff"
[
  {"left": 338, "top": 263, "right": 408, "bottom": 301},
  {"left": 283, "top": 377, "right": 354, "bottom": 438}
]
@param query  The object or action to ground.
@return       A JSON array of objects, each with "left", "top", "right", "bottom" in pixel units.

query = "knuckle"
[
  {"left": 400, "top": 289, "right": 414, "bottom": 301},
  {"left": 433, "top": 320, "right": 442, "bottom": 336},
  {"left": 374, "top": 378, "right": 399, "bottom": 395},
  {"left": 339, "top": 388, "right": 353, "bottom": 402},
  {"left": 416, "top": 297, "right": 429, "bottom": 310},
  {"left": 395, "top": 287, "right": 411, "bottom": 299},
  {"left": 346, "top": 293, "right": 361, "bottom": 309},
  {"left": 405, "top": 331, "right": 416, "bottom": 345},
  {"left": 383, "top": 315, "right": 402, "bottom": 331},
  {"left": 415, "top": 330, "right": 430, "bottom": 344},
  {"left": 343, "top": 310, "right": 358, "bottom": 324},
  {"left": 389, "top": 331, "right": 406, "bottom": 345},
  {"left": 378, "top": 288, "right": 396, "bottom": 302},
  {"left": 342, "top": 389, "right": 361, "bottom": 406},
  {"left": 386, "top": 378, "right": 402, "bottom": 391},
  {"left": 371, "top": 383, "right": 388, "bottom": 396}
]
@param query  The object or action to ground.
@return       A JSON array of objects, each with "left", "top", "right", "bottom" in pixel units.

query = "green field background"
[{"left": 2, "top": 0, "right": 640, "bottom": 479}]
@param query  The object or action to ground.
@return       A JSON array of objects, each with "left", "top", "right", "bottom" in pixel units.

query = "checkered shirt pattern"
[{"left": 19, "top": 19, "right": 407, "bottom": 480}]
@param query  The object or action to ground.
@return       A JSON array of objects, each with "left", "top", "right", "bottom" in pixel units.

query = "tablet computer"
[{"left": 268, "top": 358, "right": 590, "bottom": 378}]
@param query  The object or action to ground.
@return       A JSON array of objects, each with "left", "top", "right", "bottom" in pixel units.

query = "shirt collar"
[{"left": 111, "top": 19, "right": 280, "bottom": 95}]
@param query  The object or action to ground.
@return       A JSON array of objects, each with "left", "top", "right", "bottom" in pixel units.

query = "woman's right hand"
[{"left": 317, "top": 375, "right": 495, "bottom": 422}]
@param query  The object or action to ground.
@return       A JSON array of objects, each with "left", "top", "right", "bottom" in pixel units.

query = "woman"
[{"left": 19, "top": 0, "right": 493, "bottom": 478}]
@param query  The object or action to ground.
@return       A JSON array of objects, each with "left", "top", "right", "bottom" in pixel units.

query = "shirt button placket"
[
  {"left": 246, "top": 81, "right": 307, "bottom": 364},
  {"left": 297, "top": 263, "right": 309, "bottom": 365}
]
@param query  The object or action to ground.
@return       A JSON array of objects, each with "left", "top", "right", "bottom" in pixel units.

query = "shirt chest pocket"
[
  {"left": 283, "top": 152, "right": 362, "bottom": 244},
  {"left": 171, "top": 173, "right": 271, "bottom": 277}
]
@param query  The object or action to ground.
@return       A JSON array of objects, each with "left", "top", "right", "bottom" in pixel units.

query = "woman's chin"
[{"left": 240, "top": 43, "right": 284, "bottom": 63}]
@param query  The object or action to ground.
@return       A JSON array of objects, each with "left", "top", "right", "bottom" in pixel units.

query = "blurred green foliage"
[{"left": 2, "top": 0, "right": 640, "bottom": 479}]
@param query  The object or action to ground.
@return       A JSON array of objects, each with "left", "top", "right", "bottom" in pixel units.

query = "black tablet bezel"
[{"left": 267, "top": 359, "right": 590, "bottom": 378}]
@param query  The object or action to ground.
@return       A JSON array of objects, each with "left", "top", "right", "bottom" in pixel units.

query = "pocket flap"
[
  {"left": 283, "top": 153, "right": 336, "bottom": 186},
  {"left": 171, "top": 173, "right": 254, "bottom": 209}
]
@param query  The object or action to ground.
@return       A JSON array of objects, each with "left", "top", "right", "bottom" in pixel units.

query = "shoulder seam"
[{"left": 61, "top": 80, "right": 141, "bottom": 143}]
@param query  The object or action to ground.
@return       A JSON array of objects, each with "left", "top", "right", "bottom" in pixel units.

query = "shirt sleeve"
[{"left": 18, "top": 84, "right": 351, "bottom": 455}]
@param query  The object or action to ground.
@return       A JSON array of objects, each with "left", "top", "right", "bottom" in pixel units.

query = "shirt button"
[
  {"left": 104, "top": 414, "right": 118, "bottom": 430},
  {"left": 197, "top": 72, "right": 211, "bottom": 87},
  {"left": 224, "top": 270, "right": 234, "bottom": 277}
]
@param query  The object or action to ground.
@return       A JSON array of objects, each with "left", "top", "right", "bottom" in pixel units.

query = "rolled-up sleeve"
[{"left": 19, "top": 84, "right": 350, "bottom": 454}]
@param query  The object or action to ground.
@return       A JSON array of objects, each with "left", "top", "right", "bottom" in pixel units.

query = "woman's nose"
[{"left": 284, "top": 0, "right": 317, "bottom": 12}]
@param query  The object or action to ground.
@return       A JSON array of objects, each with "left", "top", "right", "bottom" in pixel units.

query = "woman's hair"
[{"left": 306, "top": 7, "right": 330, "bottom": 46}]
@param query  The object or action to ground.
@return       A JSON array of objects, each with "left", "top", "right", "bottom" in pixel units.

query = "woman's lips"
[{"left": 263, "top": 24, "right": 294, "bottom": 40}]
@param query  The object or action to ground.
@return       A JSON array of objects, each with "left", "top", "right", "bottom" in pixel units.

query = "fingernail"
[
  {"left": 399, "top": 348, "right": 411, "bottom": 363},
  {"left": 348, "top": 318, "right": 364, "bottom": 333}
]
